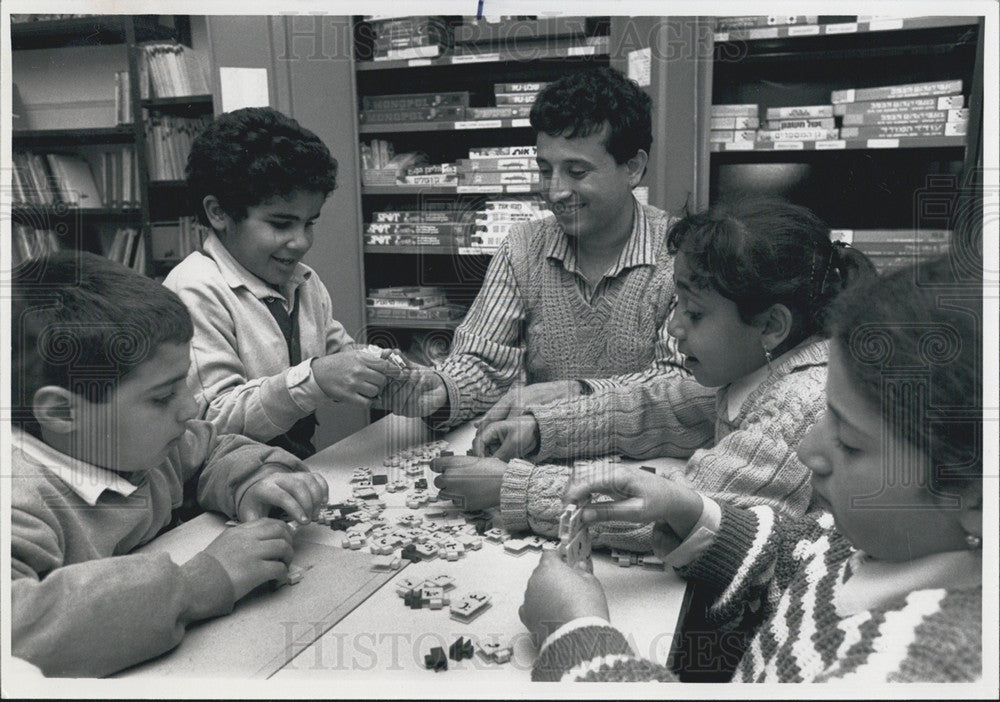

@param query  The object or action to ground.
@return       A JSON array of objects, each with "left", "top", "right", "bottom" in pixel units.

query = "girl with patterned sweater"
[
  {"left": 432, "top": 200, "right": 874, "bottom": 550},
  {"left": 520, "top": 254, "right": 984, "bottom": 683}
]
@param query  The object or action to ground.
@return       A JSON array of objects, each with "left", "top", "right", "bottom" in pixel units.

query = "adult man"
[{"left": 386, "top": 67, "right": 713, "bottom": 462}]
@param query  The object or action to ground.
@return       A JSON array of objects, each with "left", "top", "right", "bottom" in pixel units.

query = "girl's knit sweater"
[
  {"left": 532, "top": 504, "right": 982, "bottom": 683},
  {"left": 500, "top": 338, "right": 828, "bottom": 551}
]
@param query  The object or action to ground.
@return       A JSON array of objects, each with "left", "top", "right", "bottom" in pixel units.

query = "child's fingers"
[
  {"left": 260, "top": 485, "right": 311, "bottom": 524},
  {"left": 476, "top": 393, "right": 516, "bottom": 428},
  {"left": 257, "top": 535, "right": 295, "bottom": 565},
  {"left": 564, "top": 465, "right": 630, "bottom": 506},
  {"left": 471, "top": 423, "right": 503, "bottom": 457},
  {"left": 580, "top": 497, "right": 648, "bottom": 525}
]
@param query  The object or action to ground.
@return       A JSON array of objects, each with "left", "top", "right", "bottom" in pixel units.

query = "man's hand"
[
  {"left": 380, "top": 364, "right": 448, "bottom": 417},
  {"left": 471, "top": 414, "right": 540, "bottom": 460}
]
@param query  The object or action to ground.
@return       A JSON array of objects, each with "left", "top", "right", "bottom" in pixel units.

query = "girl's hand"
[
  {"left": 566, "top": 464, "right": 704, "bottom": 542},
  {"left": 429, "top": 455, "right": 506, "bottom": 511},
  {"left": 470, "top": 414, "right": 540, "bottom": 460},
  {"left": 519, "top": 550, "right": 609, "bottom": 645}
]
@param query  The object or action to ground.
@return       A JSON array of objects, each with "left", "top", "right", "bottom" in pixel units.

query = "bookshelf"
[
  {"left": 706, "top": 15, "right": 983, "bottom": 265},
  {"left": 353, "top": 15, "right": 610, "bottom": 358},
  {"left": 10, "top": 15, "right": 215, "bottom": 276}
]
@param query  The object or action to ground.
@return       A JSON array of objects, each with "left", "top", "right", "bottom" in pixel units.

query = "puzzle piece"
[
  {"left": 557, "top": 504, "right": 591, "bottom": 567},
  {"left": 503, "top": 539, "right": 530, "bottom": 556},
  {"left": 477, "top": 639, "right": 513, "bottom": 665},
  {"left": 371, "top": 553, "right": 402, "bottom": 571},
  {"left": 424, "top": 646, "right": 448, "bottom": 672},
  {"left": 449, "top": 637, "right": 475, "bottom": 662},
  {"left": 449, "top": 592, "right": 491, "bottom": 623}
]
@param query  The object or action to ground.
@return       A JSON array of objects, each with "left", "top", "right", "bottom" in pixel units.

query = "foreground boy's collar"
[
  {"left": 12, "top": 428, "right": 139, "bottom": 505},
  {"left": 203, "top": 232, "right": 311, "bottom": 302}
]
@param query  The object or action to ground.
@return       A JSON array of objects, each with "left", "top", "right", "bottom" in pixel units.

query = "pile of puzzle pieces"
[
  {"left": 611, "top": 549, "right": 666, "bottom": 569},
  {"left": 424, "top": 635, "right": 513, "bottom": 672}
]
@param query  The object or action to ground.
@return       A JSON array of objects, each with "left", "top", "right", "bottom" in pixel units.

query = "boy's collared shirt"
[
  {"left": 200, "top": 233, "right": 323, "bottom": 412},
  {"left": 165, "top": 234, "right": 354, "bottom": 443},
  {"left": 13, "top": 431, "right": 138, "bottom": 505}
]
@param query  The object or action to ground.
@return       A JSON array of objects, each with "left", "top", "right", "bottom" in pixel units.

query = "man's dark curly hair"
[
  {"left": 529, "top": 67, "right": 652, "bottom": 164},
  {"left": 186, "top": 107, "right": 338, "bottom": 226}
]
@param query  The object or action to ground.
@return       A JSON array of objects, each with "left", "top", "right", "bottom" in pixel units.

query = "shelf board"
[
  {"left": 713, "top": 16, "right": 979, "bottom": 43},
  {"left": 710, "top": 135, "right": 967, "bottom": 153},
  {"left": 364, "top": 245, "right": 496, "bottom": 256},
  {"left": 362, "top": 184, "right": 541, "bottom": 196},
  {"left": 359, "top": 117, "right": 533, "bottom": 134},
  {"left": 141, "top": 95, "right": 214, "bottom": 112},
  {"left": 365, "top": 317, "right": 464, "bottom": 331},
  {"left": 356, "top": 41, "right": 610, "bottom": 71},
  {"left": 11, "top": 16, "right": 176, "bottom": 50},
  {"left": 11, "top": 204, "right": 142, "bottom": 218},
  {"left": 148, "top": 179, "right": 188, "bottom": 188},
  {"left": 12, "top": 126, "right": 137, "bottom": 146}
]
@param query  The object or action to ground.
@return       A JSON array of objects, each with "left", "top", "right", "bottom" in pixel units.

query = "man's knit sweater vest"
[{"left": 506, "top": 204, "right": 675, "bottom": 384}]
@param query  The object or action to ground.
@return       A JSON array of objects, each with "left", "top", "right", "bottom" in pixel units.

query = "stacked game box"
[
  {"left": 359, "top": 91, "right": 470, "bottom": 125},
  {"left": 364, "top": 208, "right": 474, "bottom": 248},
  {"left": 832, "top": 80, "right": 967, "bottom": 140},
  {"left": 468, "top": 197, "right": 551, "bottom": 251},
  {"left": 712, "top": 80, "right": 967, "bottom": 148},
  {"left": 457, "top": 145, "right": 541, "bottom": 193},
  {"left": 368, "top": 16, "right": 454, "bottom": 61},
  {"left": 832, "top": 229, "right": 951, "bottom": 273},
  {"left": 366, "top": 286, "right": 467, "bottom": 322},
  {"left": 464, "top": 81, "right": 549, "bottom": 121}
]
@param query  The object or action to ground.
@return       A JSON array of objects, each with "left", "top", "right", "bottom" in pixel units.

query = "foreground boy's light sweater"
[
  {"left": 11, "top": 423, "right": 305, "bottom": 677},
  {"left": 533, "top": 505, "right": 982, "bottom": 683},
  {"left": 501, "top": 338, "right": 828, "bottom": 550}
]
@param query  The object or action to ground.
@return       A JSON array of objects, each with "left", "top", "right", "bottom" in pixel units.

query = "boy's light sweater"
[
  {"left": 10, "top": 422, "right": 305, "bottom": 677},
  {"left": 500, "top": 338, "right": 828, "bottom": 551},
  {"left": 533, "top": 505, "right": 982, "bottom": 683}
]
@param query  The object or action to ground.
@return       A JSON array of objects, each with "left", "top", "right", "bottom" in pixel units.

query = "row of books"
[
  {"left": 12, "top": 148, "right": 140, "bottom": 209},
  {"left": 10, "top": 224, "right": 62, "bottom": 269},
  {"left": 711, "top": 79, "right": 967, "bottom": 144},
  {"left": 150, "top": 217, "right": 213, "bottom": 262},
  {"left": 144, "top": 113, "right": 213, "bottom": 181},
  {"left": 362, "top": 143, "right": 542, "bottom": 190},
  {"left": 11, "top": 14, "right": 96, "bottom": 23},
  {"left": 833, "top": 229, "right": 951, "bottom": 273},
  {"left": 105, "top": 226, "right": 146, "bottom": 273},
  {"left": 364, "top": 197, "right": 551, "bottom": 251},
  {"left": 113, "top": 71, "right": 133, "bottom": 125},
  {"left": 138, "top": 42, "right": 210, "bottom": 99}
]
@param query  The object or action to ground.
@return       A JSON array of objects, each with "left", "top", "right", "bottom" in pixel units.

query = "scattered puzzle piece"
[
  {"left": 449, "top": 592, "right": 491, "bottom": 623},
  {"left": 477, "top": 639, "right": 513, "bottom": 665},
  {"left": 424, "top": 646, "right": 448, "bottom": 672},
  {"left": 449, "top": 637, "right": 475, "bottom": 661}
]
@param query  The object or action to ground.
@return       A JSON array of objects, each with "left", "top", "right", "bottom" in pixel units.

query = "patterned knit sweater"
[
  {"left": 501, "top": 338, "right": 828, "bottom": 550},
  {"left": 532, "top": 505, "right": 983, "bottom": 683},
  {"left": 434, "top": 203, "right": 693, "bottom": 428}
]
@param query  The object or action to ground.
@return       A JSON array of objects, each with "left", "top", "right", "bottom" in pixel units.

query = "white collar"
[
  {"left": 836, "top": 547, "right": 982, "bottom": 617},
  {"left": 202, "top": 232, "right": 310, "bottom": 308},
  {"left": 13, "top": 427, "right": 139, "bottom": 505}
]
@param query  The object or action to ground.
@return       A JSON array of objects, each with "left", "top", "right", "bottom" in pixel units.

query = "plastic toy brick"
[
  {"left": 395, "top": 577, "right": 421, "bottom": 596},
  {"left": 427, "top": 574, "right": 455, "bottom": 591},
  {"left": 557, "top": 504, "right": 591, "bottom": 567},
  {"left": 372, "top": 474, "right": 388, "bottom": 485},
  {"left": 386, "top": 480, "right": 408, "bottom": 493},
  {"left": 448, "top": 637, "right": 475, "bottom": 662},
  {"left": 484, "top": 527, "right": 509, "bottom": 543},
  {"left": 639, "top": 465, "right": 657, "bottom": 474},
  {"left": 449, "top": 592, "right": 492, "bottom": 623},
  {"left": 424, "top": 646, "right": 448, "bottom": 672},
  {"left": 523, "top": 535, "right": 548, "bottom": 549},
  {"left": 371, "top": 554, "right": 402, "bottom": 571},
  {"left": 413, "top": 478, "right": 428, "bottom": 490}
]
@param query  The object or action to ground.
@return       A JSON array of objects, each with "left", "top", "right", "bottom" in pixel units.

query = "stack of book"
[
  {"left": 144, "top": 113, "right": 212, "bottom": 181},
  {"left": 366, "top": 286, "right": 466, "bottom": 322},
  {"left": 364, "top": 209, "right": 474, "bottom": 248},
  {"left": 150, "top": 217, "right": 214, "bottom": 262},
  {"left": 359, "top": 91, "right": 469, "bottom": 125},
  {"left": 711, "top": 80, "right": 967, "bottom": 148},
  {"left": 105, "top": 226, "right": 145, "bottom": 273},
  {"left": 833, "top": 80, "right": 967, "bottom": 140},
  {"left": 368, "top": 16, "right": 453, "bottom": 61},
  {"left": 12, "top": 149, "right": 138, "bottom": 209},
  {"left": 457, "top": 145, "right": 540, "bottom": 193},
  {"left": 138, "top": 42, "right": 210, "bottom": 98},
  {"left": 833, "top": 229, "right": 951, "bottom": 272},
  {"left": 11, "top": 224, "right": 61, "bottom": 268},
  {"left": 399, "top": 163, "right": 458, "bottom": 186},
  {"left": 469, "top": 198, "right": 551, "bottom": 251}
]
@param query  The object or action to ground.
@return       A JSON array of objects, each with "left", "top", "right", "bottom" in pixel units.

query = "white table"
[{"left": 122, "top": 415, "right": 689, "bottom": 681}]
